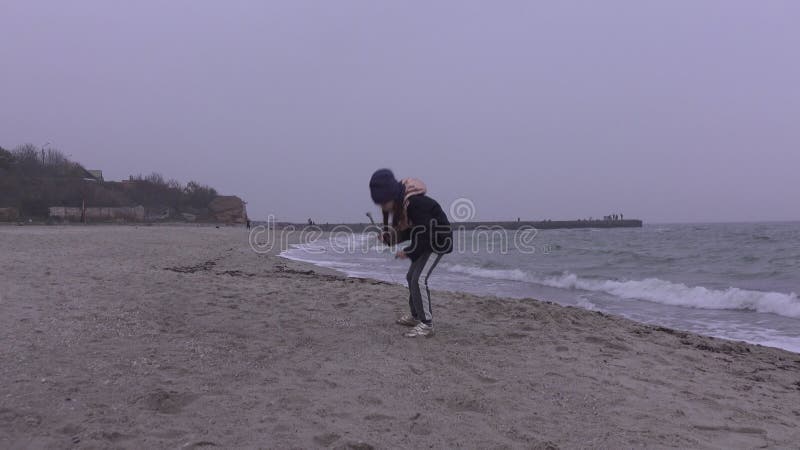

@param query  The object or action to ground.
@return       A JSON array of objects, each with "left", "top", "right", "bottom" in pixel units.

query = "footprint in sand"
[
  {"left": 313, "top": 432, "right": 341, "bottom": 446},
  {"left": 506, "top": 332, "right": 528, "bottom": 339},
  {"left": 363, "top": 413, "right": 394, "bottom": 421},
  {"left": 89, "top": 431, "right": 131, "bottom": 443},
  {"left": 410, "top": 421, "right": 433, "bottom": 435},
  {"left": 59, "top": 424, "right": 84, "bottom": 436},
  {"left": 357, "top": 394, "right": 383, "bottom": 406},
  {"left": 135, "top": 389, "right": 198, "bottom": 414},
  {"left": 445, "top": 395, "right": 488, "bottom": 413},
  {"left": 183, "top": 441, "right": 218, "bottom": 448},
  {"left": 475, "top": 373, "right": 498, "bottom": 384},
  {"left": 584, "top": 335, "right": 631, "bottom": 352},
  {"left": 334, "top": 441, "right": 375, "bottom": 450}
]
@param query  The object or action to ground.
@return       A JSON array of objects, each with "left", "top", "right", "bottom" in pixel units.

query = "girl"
[{"left": 369, "top": 169, "right": 453, "bottom": 337}]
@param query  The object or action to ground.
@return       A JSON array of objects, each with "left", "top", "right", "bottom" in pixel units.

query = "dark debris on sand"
[{"left": 164, "top": 260, "right": 217, "bottom": 274}]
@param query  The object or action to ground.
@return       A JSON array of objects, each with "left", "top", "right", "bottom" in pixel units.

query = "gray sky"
[{"left": 2, "top": 1, "right": 798, "bottom": 223}]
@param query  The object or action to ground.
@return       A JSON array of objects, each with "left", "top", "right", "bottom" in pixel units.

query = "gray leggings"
[{"left": 406, "top": 252, "right": 443, "bottom": 324}]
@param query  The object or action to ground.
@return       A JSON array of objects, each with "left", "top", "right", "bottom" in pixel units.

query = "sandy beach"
[{"left": 1, "top": 225, "right": 799, "bottom": 449}]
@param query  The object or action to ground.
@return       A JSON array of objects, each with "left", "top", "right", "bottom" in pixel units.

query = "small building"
[
  {"left": 87, "top": 170, "right": 104, "bottom": 182},
  {"left": 0, "top": 207, "right": 19, "bottom": 221},
  {"left": 49, "top": 205, "right": 145, "bottom": 222}
]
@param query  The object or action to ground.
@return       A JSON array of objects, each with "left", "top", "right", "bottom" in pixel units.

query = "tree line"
[{"left": 0, "top": 143, "right": 220, "bottom": 219}]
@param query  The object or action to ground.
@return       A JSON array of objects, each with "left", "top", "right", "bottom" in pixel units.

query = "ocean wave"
[
  {"left": 442, "top": 264, "right": 800, "bottom": 319},
  {"left": 444, "top": 264, "right": 530, "bottom": 282}
]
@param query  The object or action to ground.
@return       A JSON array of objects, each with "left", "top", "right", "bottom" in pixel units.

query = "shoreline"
[
  {"left": 279, "top": 243, "right": 800, "bottom": 355},
  {"left": 2, "top": 226, "right": 799, "bottom": 448}
]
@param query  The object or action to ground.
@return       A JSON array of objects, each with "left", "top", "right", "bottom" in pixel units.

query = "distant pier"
[
  {"left": 454, "top": 219, "right": 643, "bottom": 230},
  {"left": 273, "top": 219, "right": 643, "bottom": 232}
]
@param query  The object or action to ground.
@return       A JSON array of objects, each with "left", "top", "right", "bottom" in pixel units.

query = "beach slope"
[{"left": 1, "top": 226, "right": 798, "bottom": 448}]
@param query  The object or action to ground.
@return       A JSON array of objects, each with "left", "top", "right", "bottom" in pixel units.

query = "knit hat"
[{"left": 369, "top": 168, "right": 400, "bottom": 204}]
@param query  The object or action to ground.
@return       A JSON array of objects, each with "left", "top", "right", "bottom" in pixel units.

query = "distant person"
[
  {"left": 307, "top": 218, "right": 313, "bottom": 226},
  {"left": 621, "top": 213, "right": 624, "bottom": 220},
  {"left": 369, "top": 169, "right": 452, "bottom": 338},
  {"left": 246, "top": 219, "right": 251, "bottom": 229}
]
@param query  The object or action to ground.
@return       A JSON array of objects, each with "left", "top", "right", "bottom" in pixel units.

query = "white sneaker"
[
  {"left": 396, "top": 314, "right": 420, "bottom": 327},
  {"left": 404, "top": 322, "right": 434, "bottom": 338}
]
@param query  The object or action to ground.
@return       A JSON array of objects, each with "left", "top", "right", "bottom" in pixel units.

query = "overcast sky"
[{"left": 2, "top": 1, "right": 798, "bottom": 223}]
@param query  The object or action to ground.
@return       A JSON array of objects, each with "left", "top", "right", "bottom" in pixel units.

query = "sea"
[{"left": 282, "top": 222, "right": 800, "bottom": 353}]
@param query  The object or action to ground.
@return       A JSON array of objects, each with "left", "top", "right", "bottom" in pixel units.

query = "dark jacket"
[{"left": 399, "top": 194, "right": 453, "bottom": 261}]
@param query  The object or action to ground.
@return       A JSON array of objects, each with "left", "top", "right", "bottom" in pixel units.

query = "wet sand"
[{"left": 1, "top": 226, "right": 799, "bottom": 449}]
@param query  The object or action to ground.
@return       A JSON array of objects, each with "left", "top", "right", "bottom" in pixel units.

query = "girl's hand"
[{"left": 395, "top": 250, "right": 407, "bottom": 260}]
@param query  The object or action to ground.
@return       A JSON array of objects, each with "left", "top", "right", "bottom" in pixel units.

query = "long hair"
[{"left": 381, "top": 178, "right": 427, "bottom": 237}]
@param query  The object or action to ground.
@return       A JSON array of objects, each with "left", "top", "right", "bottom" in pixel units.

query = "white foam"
[
  {"left": 443, "top": 264, "right": 800, "bottom": 320},
  {"left": 576, "top": 297, "right": 599, "bottom": 311},
  {"left": 443, "top": 264, "right": 530, "bottom": 282}
]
